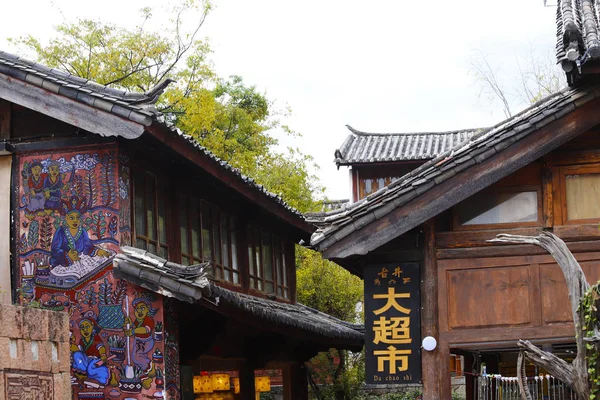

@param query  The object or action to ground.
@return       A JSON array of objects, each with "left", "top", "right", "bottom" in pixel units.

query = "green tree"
[{"left": 297, "top": 247, "right": 364, "bottom": 400}]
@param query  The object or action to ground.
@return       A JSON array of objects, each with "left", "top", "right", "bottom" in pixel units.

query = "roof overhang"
[
  {"left": 114, "top": 247, "right": 363, "bottom": 350},
  {"left": 313, "top": 86, "right": 600, "bottom": 260},
  {"left": 0, "top": 72, "right": 146, "bottom": 139}
]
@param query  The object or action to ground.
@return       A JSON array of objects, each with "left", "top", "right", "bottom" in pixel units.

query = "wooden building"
[
  {"left": 308, "top": 4, "right": 600, "bottom": 399},
  {"left": 0, "top": 50, "right": 362, "bottom": 400}
]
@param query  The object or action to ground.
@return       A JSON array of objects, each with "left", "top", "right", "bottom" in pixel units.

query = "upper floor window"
[
  {"left": 247, "top": 226, "right": 289, "bottom": 299},
  {"left": 133, "top": 170, "right": 168, "bottom": 258},
  {"left": 454, "top": 186, "right": 541, "bottom": 229},
  {"left": 560, "top": 165, "right": 600, "bottom": 223},
  {"left": 179, "top": 196, "right": 240, "bottom": 285}
]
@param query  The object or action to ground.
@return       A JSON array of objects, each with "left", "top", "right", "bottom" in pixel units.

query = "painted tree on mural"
[{"left": 491, "top": 233, "right": 596, "bottom": 400}]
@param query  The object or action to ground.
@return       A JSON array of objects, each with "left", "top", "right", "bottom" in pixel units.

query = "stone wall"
[{"left": 0, "top": 304, "right": 71, "bottom": 400}]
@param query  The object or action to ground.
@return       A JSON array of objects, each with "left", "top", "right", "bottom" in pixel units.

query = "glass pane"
[
  {"left": 255, "top": 228, "right": 261, "bottom": 278},
  {"left": 233, "top": 272, "right": 239, "bottom": 285},
  {"left": 248, "top": 243, "right": 255, "bottom": 276},
  {"left": 223, "top": 268, "right": 230, "bottom": 282},
  {"left": 147, "top": 177, "right": 156, "bottom": 240},
  {"left": 215, "top": 267, "right": 222, "bottom": 280},
  {"left": 159, "top": 246, "right": 168, "bottom": 259},
  {"left": 213, "top": 213, "right": 221, "bottom": 265},
  {"left": 566, "top": 174, "right": 600, "bottom": 220},
  {"left": 231, "top": 218, "right": 238, "bottom": 271},
  {"left": 221, "top": 215, "right": 230, "bottom": 268},
  {"left": 284, "top": 288, "right": 288, "bottom": 299},
  {"left": 257, "top": 280, "right": 262, "bottom": 290},
  {"left": 265, "top": 282, "right": 274, "bottom": 294},
  {"left": 136, "top": 238, "right": 147, "bottom": 250},
  {"left": 202, "top": 206, "right": 213, "bottom": 261},
  {"left": 364, "top": 179, "right": 372, "bottom": 194},
  {"left": 192, "top": 208, "right": 201, "bottom": 259},
  {"left": 250, "top": 277, "right": 256, "bottom": 289},
  {"left": 378, "top": 178, "right": 385, "bottom": 190},
  {"left": 180, "top": 199, "right": 189, "bottom": 256},
  {"left": 275, "top": 242, "right": 283, "bottom": 286},
  {"left": 456, "top": 191, "right": 538, "bottom": 225},
  {"left": 277, "top": 287, "right": 283, "bottom": 297},
  {"left": 134, "top": 176, "right": 146, "bottom": 237},
  {"left": 182, "top": 257, "right": 190, "bottom": 266},
  {"left": 158, "top": 189, "right": 167, "bottom": 244},
  {"left": 262, "top": 232, "right": 273, "bottom": 282},
  {"left": 148, "top": 242, "right": 157, "bottom": 256}
]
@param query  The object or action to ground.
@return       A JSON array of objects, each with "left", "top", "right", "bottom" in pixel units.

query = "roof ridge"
[{"left": 345, "top": 124, "right": 486, "bottom": 137}]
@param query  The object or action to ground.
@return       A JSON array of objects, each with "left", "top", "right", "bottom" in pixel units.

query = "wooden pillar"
[
  {"left": 421, "top": 220, "right": 450, "bottom": 399},
  {"left": 464, "top": 353, "right": 475, "bottom": 400},
  {"left": 282, "top": 362, "right": 308, "bottom": 400},
  {"left": 239, "top": 362, "right": 256, "bottom": 400}
]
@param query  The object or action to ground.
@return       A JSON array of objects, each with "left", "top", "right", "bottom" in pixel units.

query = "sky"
[{"left": 0, "top": 0, "right": 559, "bottom": 200}]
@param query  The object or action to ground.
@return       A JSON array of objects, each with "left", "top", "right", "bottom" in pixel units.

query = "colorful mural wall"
[{"left": 16, "top": 146, "right": 167, "bottom": 399}]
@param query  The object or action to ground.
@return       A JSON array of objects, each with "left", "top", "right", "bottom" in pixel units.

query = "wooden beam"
[
  {"left": 239, "top": 362, "right": 257, "bottom": 400},
  {"left": 145, "top": 123, "right": 315, "bottom": 236},
  {"left": 0, "top": 99, "right": 10, "bottom": 140},
  {"left": 437, "top": 239, "right": 600, "bottom": 259},
  {"left": 322, "top": 97, "right": 600, "bottom": 260},
  {"left": 0, "top": 73, "right": 145, "bottom": 139},
  {"left": 421, "top": 220, "right": 449, "bottom": 399}
]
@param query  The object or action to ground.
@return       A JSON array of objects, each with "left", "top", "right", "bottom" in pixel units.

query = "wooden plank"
[
  {"left": 0, "top": 73, "right": 145, "bottom": 140},
  {"left": 0, "top": 99, "right": 10, "bottom": 140},
  {"left": 421, "top": 220, "right": 447, "bottom": 399},
  {"left": 441, "top": 323, "right": 576, "bottom": 346},
  {"left": 542, "top": 165, "right": 553, "bottom": 227},
  {"left": 554, "top": 224, "right": 600, "bottom": 240},
  {"left": 0, "top": 156, "right": 11, "bottom": 304},
  {"left": 435, "top": 227, "right": 544, "bottom": 249},
  {"left": 321, "top": 97, "right": 600, "bottom": 260},
  {"left": 438, "top": 250, "right": 600, "bottom": 270},
  {"left": 437, "top": 240, "right": 600, "bottom": 259}
]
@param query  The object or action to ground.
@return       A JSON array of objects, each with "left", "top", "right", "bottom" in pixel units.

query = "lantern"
[
  {"left": 211, "top": 374, "right": 231, "bottom": 391},
  {"left": 233, "top": 377, "right": 240, "bottom": 394},
  {"left": 254, "top": 376, "right": 271, "bottom": 392},
  {"left": 193, "top": 375, "right": 213, "bottom": 393}
]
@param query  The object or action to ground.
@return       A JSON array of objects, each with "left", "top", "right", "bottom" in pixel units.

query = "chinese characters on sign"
[{"left": 365, "top": 263, "right": 421, "bottom": 384}]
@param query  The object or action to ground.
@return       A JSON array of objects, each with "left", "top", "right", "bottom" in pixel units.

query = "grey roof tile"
[{"left": 334, "top": 125, "right": 484, "bottom": 166}]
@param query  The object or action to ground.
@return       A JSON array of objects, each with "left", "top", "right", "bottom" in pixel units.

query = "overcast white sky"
[{"left": 1, "top": 0, "right": 559, "bottom": 200}]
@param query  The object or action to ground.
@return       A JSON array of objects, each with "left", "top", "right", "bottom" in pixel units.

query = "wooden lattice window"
[
  {"left": 179, "top": 196, "right": 240, "bottom": 285},
  {"left": 248, "top": 226, "right": 289, "bottom": 298},
  {"left": 133, "top": 170, "right": 169, "bottom": 258}
]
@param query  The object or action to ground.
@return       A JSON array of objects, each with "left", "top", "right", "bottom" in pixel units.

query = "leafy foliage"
[{"left": 579, "top": 283, "right": 600, "bottom": 399}]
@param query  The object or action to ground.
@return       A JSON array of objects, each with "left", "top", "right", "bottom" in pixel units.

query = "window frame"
[
  {"left": 558, "top": 164, "right": 600, "bottom": 225},
  {"left": 452, "top": 185, "right": 543, "bottom": 231},
  {"left": 247, "top": 225, "right": 290, "bottom": 300},
  {"left": 132, "top": 169, "right": 169, "bottom": 258},
  {"left": 178, "top": 195, "right": 241, "bottom": 287}
]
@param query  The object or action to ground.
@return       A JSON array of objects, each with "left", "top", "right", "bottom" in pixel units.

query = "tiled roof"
[
  {"left": 0, "top": 51, "right": 161, "bottom": 126},
  {"left": 308, "top": 83, "right": 600, "bottom": 251},
  {"left": 114, "top": 247, "right": 363, "bottom": 346},
  {"left": 335, "top": 125, "right": 483, "bottom": 166},
  {"left": 0, "top": 50, "right": 305, "bottom": 222},
  {"left": 555, "top": 0, "right": 600, "bottom": 66}
]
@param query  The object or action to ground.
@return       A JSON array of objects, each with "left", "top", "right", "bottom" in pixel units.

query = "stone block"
[
  {"left": 0, "top": 304, "right": 23, "bottom": 338},
  {"left": 58, "top": 340, "right": 71, "bottom": 373},
  {"left": 53, "top": 372, "right": 73, "bottom": 400},
  {"left": 0, "top": 336, "right": 10, "bottom": 369},
  {"left": 48, "top": 310, "right": 69, "bottom": 342},
  {"left": 22, "top": 306, "right": 49, "bottom": 341},
  {"left": 9, "top": 339, "right": 27, "bottom": 370},
  {"left": 0, "top": 371, "right": 4, "bottom": 400},
  {"left": 35, "top": 340, "right": 52, "bottom": 373}
]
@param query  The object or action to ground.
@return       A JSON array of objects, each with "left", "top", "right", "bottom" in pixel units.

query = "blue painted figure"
[{"left": 50, "top": 196, "right": 110, "bottom": 267}]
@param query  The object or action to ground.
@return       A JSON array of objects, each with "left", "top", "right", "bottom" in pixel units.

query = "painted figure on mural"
[
  {"left": 50, "top": 196, "right": 110, "bottom": 267},
  {"left": 71, "top": 313, "right": 110, "bottom": 385},
  {"left": 42, "top": 161, "right": 66, "bottom": 214},
  {"left": 124, "top": 296, "right": 157, "bottom": 370},
  {"left": 24, "top": 161, "right": 46, "bottom": 219}
]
